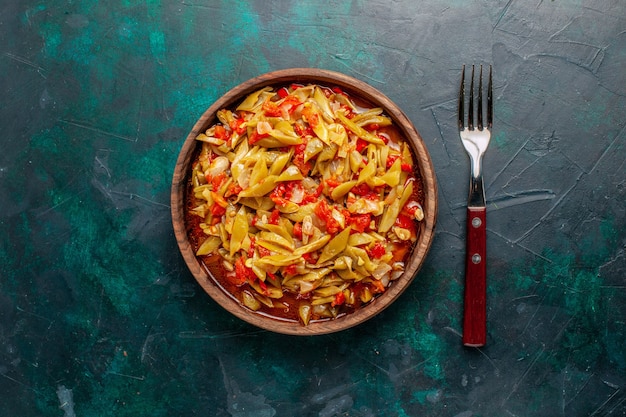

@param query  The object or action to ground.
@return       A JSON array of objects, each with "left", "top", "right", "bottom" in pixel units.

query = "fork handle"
[{"left": 463, "top": 206, "right": 487, "bottom": 347}]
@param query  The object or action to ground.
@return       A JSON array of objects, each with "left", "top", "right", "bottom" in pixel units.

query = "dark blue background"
[{"left": 1, "top": 1, "right": 625, "bottom": 415}]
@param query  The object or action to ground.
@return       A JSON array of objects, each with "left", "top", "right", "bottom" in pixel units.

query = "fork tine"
[
  {"left": 458, "top": 65, "right": 465, "bottom": 131},
  {"left": 477, "top": 65, "right": 483, "bottom": 130},
  {"left": 487, "top": 64, "right": 493, "bottom": 129},
  {"left": 468, "top": 65, "right": 475, "bottom": 131}
]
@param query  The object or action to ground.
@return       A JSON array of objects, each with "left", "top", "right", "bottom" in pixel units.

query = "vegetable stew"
[{"left": 185, "top": 83, "right": 425, "bottom": 325}]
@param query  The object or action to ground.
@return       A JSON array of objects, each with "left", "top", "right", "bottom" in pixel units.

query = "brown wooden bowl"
[{"left": 171, "top": 68, "right": 437, "bottom": 335}]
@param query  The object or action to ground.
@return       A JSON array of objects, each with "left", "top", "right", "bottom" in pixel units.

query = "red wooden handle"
[{"left": 463, "top": 206, "right": 487, "bottom": 347}]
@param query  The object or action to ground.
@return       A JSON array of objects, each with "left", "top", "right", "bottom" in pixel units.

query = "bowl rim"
[{"left": 171, "top": 68, "right": 438, "bottom": 336}]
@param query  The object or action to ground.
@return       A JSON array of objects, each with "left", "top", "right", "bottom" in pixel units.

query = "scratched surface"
[{"left": 1, "top": 0, "right": 625, "bottom": 416}]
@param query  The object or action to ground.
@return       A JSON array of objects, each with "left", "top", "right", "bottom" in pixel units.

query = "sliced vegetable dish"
[{"left": 186, "top": 83, "right": 425, "bottom": 325}]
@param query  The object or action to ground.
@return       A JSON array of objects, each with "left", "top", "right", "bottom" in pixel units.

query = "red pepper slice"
[
  {"left": 282, "top": 94, "right": 302, "bottom": 108},
  {"left": 268, "top": 209, "right": 281, "bottom": 225},
  {"left": 368, "top": 241, "right": 386, "bottom": 259},
  {"left": 214, "top": 124, "right": 230, "bottom": 140},
  {"left": 276, "top": 87, "right": 289, "bottom": 99},
  {"left": 293, "top": 222, "right": 303, "bottom": 239},
  {"left": 225, "top": 183, "right": 243, "bottom": 197},
  {"left": 294, "top": 123, "right": 314, "bottom": 137},
  {"left": 351, "top": 183, "right": 371, "bottom": 196},
  {"left": 262, "top": 100, "right": 282, "bottom": 117},
  {"left": 229, "top": 118, "right": 246, "bottom": 135},
  {"left": 258, "top": 246, "right": 271, "bottom": 257},
  {"left": 210, "top": 172, "right": 226, "bottom": 190},
  {"left": 348, "top": 213, "right": 371, "bottom": 233},
  {"left": 402, "top": 201, "right": 420, "bottom": 217},
  {"left": 394, "top": 214, "right": 415, "bottom": 237},
  {"left": 331, "top": 291, "right": 346, "bottom": 307},
  {"left": 339, "top": 104, "right": 354, "bottom": 118},
  {"left": 284, "top": 264, "right": 298, "bottom": 276},
  {"left": 234, "top": 257, "right": 255, "bottom": 283},
  {"left": 248, "top": 129, "right": 270, "bottom": 145},
  {"left": 210, "top": 204, "right": 226, "bottom": 217},
  {"left": 386, "top": 154, "right": 400, "bottom": 168},
  {"left": 356, "top": 138, "right": 368, "bottom": 152},
  {"left": 301, "top": 182, "right": 324, "bottom": 204},
  {"left": 302, "top": 106, "right": 320, "bottom": 129},
  {"left": 292, "top": 143, "right": 312, "bottom": 175},
  {"left": 325, "top": 178, "right": 341, "bottom": 190},
  {"left": 314, "top": 199, "right": 331, "bottom": 222},
  {"left": 314, "top": 200, "right": 342, "bottom": 235}
]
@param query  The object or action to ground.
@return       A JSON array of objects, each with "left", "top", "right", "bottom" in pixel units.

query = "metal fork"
[{"left": 458, "top": 64, "right": 493, "bottom": 347}]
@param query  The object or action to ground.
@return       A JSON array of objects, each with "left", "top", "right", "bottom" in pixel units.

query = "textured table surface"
[{"left": 1, "top": 1, "right": 625, "bottom": 416}]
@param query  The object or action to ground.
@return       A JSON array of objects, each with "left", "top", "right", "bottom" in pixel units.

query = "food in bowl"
[{"left": 184, "top": 82, "right": 426, "bottom": 326}]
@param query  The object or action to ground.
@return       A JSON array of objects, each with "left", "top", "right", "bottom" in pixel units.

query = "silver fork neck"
[
  {"left": 460, "top": 128, "right": 490, "bottom": 179},
  {"left": 468, "top": 173, "right": 486, "bottom": 207}
]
